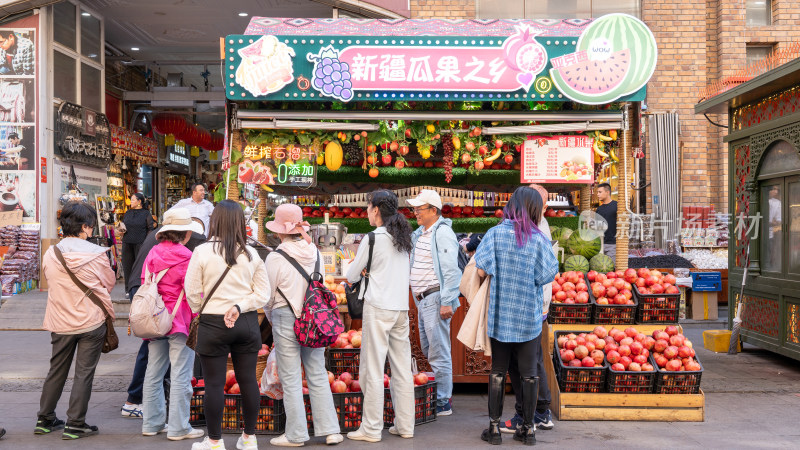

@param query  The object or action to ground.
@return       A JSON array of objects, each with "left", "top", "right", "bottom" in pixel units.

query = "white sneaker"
[
  {"left": 168, "top": 427, "right": 205, "bottom": 441},
  {"left": 388, "top": 426, "right": 413, "bottom": 439},
  {"left": 346, "top": 428, "right": 381, "bottom": 443},
  {"left": 121, "top": 403, "right": 143, "bottom": 418},
  {"left": 142, "top": 424, "right": 167, "bottom": 436},
  {"left": 269, "top": 434, "right": 304, "bottom": 447},
  {"left": 326, "top": 433, "right": 344, "bottom": 445},
  {"left": 192, "top": 436, "right": 227, "bottom": 450},
  {"left": 236, "top": 432, "right": 258, "bottom": 450}
]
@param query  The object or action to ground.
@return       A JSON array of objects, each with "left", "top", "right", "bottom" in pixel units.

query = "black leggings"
[
  {"left": 490, "top": 335, "right": 541, "bottom": 380},
  {"left": 200, "top": 351, "right": 259, "bottom": 439}
]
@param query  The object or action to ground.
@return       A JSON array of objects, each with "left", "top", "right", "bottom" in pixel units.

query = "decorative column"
[
  {"left": 258, "top": 188, "right": 268, "bottom": 244},
  {"left": 227, "top": 132, "right": 241, "bottom": 201},
  {"left": 616, "top": 104, "right": 633, "bottom": 271},
  {"left": 580, "top": 185, "right": 591, "bottom": 213}
]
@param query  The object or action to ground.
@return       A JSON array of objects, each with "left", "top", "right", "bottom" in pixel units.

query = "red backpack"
[{"left": 275, "top": 250, "right": 344, "bottom": 348}]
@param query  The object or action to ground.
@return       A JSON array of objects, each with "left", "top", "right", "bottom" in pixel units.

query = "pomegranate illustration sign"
[{"left": 225, "top": 17, "right": 656, "bottom": 103}]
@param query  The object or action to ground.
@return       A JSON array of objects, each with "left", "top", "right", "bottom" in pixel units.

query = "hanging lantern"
[
  {"left": 152, "top": 113, "right": 187, "bottom": 146},
  {"left": 204, "top": 132, "right": 225, "bottom": 152},
  {"left": 194, "top": 127, "right": 211, "bottom": 157},
  {"left": 176, "top": 123, "right": 199, "bottom": 150}
]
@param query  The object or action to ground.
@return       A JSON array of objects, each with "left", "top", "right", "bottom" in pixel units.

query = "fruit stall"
[
  {"left": 695, "top": 53, "right": 800, "bottom": 362},
  {"left": 219, "top": 14, "right": 657, "bottom": 385}
]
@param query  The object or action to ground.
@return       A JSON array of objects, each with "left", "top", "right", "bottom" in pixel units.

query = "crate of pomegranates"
[
  {"left": 384, "top": 375, "right": 437, "bottom": 427},
  {"left": 587, "top": 270, "right": 638, "bottom": 325},
  {"left": 631, "top": 269, "right": 681, "bottom": 324},
  {"left": 600, "top": 326, "right": 658, "bottom": 394},
  {"left": 553, "top": 330, "right": 608, "bottom": 393},
  {"left": 649, "top": 326, "right": 704, "bottom": 394},
  {"left": 547, "top": 271, "right": 593, "bottom": 324}
]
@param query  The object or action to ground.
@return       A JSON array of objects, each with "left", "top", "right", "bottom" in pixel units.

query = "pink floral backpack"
[{"left": 275, "top": 250, "right": 344, "bottom": 348}]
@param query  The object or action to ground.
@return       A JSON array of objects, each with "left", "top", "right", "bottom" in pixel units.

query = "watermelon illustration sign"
[
  {"left": 224, "top": 15, "right": 656, "bottom": 103},
  {"left": 521, "top": 135, "right": 595, "bottom": 184}
]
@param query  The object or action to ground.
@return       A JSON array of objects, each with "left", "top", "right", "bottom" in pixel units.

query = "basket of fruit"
[
  {"left": 588, "top": 270, "right": 637, "bottom": 324},
  {"left": 219, "top": 393, "right": 285, "bottom": 435},
  {"left": 324, "top": 275, "right": 348, "bottom": 306},
  {"left": 189, "top": 380, "right": 205, "bottom": 427},
  {"left": 384, "top": 374, "right": 437, "bottom": 427},
  {"left": 649, "top": 326, "right": 703, "bottom": 394},
  {"left": 631, "top": 269, "right": 681, "bottom": 324},
  {"left": 553, "top": 330, "right": 608, "bottom": 393},
  {"left": 305, "top": 371, "right": 365, "bottom": 433},
  {"left": 547, "top": 271, "right": 593, "bottom": 324},
  {"left": 599, "top": 326, "right": 657, "bottom": 394},
  {"left": 326, "top": 329, "right": 390, "bottom": 378}
]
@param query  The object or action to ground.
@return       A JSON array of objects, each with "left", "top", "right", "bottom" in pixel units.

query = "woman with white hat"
[
  {"left": 140, "top": 207, "right": 205, "bottom": 442},
  {"left": 264, "top": 203, "right": 343, "bottom": 447},
  {"left": 185, "top": 200, "right": 270, "bottom": 450}
]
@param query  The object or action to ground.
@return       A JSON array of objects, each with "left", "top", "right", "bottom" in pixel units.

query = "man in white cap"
[{"left": 408, "top": 189, "right": 462, "bottom": 416}]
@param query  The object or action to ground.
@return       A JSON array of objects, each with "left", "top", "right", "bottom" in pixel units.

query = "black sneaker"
[
  {"left": 34, "top": 417, "right": 65, "bottom": 435},
  {"left": 62, "top": 423, "right": 99, "bottom": 440},
  {"left": 0, "top": 427, "right": 6, "bottom": 439}
]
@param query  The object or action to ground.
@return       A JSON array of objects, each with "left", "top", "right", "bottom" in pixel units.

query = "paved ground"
[{"left": 1, "top": 290, "right": 799, "bottom": 448}]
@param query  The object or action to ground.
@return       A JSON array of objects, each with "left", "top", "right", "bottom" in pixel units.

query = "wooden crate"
[{"left": 544, "top": 335, "right": 705, "bottom": 422}]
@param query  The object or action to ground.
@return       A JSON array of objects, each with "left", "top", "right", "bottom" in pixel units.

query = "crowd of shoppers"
[{"left": 33, "top": 182, "right": 560, "bottom": 447}]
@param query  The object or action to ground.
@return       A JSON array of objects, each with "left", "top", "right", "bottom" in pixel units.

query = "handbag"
[
  {"left": 129, "top": 266, "right": 185, "bottom": 339},
  {"left": 186, "top": 264, "right": 232, "bottom": 350},
  {"left": 344, "top": 232, "right": 374, "bottom": 320},
  {"left": 53, "top": 246, "right": 119, "bottom": 353}
]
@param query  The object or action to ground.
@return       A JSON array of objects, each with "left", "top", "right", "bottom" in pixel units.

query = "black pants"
[
  {"left": 121, "top": 242, "right": 143, "bottom": 287},
  {"left": 490, "top": 335, "right": 542, "bottom": 412},
  {"left": 197, "top": 312, "right": 261, "bottom": 440},
  {"left": 38, "top": 324, "right": 106, "bottom": 426},
  {"left": 509, "top": 344, "right": 551, "bottom": 415}
]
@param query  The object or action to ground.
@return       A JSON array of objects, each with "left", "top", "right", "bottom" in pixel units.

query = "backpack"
[
  {"left": 431, "top": 222, "right": 468, "bottom": 273},
  {"left": 275, "top": 250, "right": 344, "bottom": 348},
  {"left": 129, "top": 267, "right": 184, "bottom": 339}
]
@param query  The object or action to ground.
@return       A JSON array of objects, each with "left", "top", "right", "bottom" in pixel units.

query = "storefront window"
[
  {"left": 80, "top": 10, "right": 101, "bottom": 62},
  {"left": 789, "top": 178, "right": 800, "bottom": 274},
  {"left": 54, "top": 51, "right": 77, "bottom": 103},
  {"left": 53, "top": 1, "right": 77, "bottom": 50},
  {"left": 746, "top": 0, "right": 771, "bottom": 26},
  {"left": 525, "top": 0, "right": 591, "bottom": 19},
  {"left": 81, "top": 63, "right": 101, "bottom": 111},
  {"left": 761, "top": 183, "right": 782, "bottom": 273},
  {"left": 478, "top": 0, "right": 640, "bottom": 19}
]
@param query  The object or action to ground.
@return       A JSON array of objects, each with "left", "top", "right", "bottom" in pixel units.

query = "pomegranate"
[
  {"left": 561, "top": 350, "right": 575, "bottom": 362},
  {"left": 611, "top": 363, "right": 625, "bottom": 371},
  {"left": 575, "top": 336, "right": 587, "bottom": 346},
  {"left": 605, "top": 342, "right": 618, "bottom": 353},
  {"left": 634, "top": 333, "right": 647, "bottom": 343},
  {"left": 655, "top": 355, "right": 668, "bottom": 368},
  {"left": 593, "top": 326, "right": 608, "bottom": 339},
  {"left": 663, "top": 346, "right": 679, "bottom": 360},
  {"left": 414, "top": 373, "right": 429, "bottom": 386},
  {"left": 617, "top": 345, "right": 631, "bottom": 357},
  {"left": 350, "top": 380, "right": 362, "bottom": 392},
  {"left": 620, "top": 337, "right": 634, "bottom": 347},
  {"left": 584, "top": 341, "right": 596, "bottom": 353},
  {"left": 619, "top": 356, "right": 632, "bottom": 369},
  {"left": 678, "top": 346, "right": 693, "bottom": 358},
  {"left": 628, "top": 362, "right": 642, "bottom": 372},
  {"left": 568, "top": 359, "right": 582, "bottom": 367},
  {"left": 630, "top": 342, "right": 644, "bottom": 356},
  {"left": 339, "top": 372, "right": 353, "bottom": 386},
  {"left": 328, "top": 371, "right": 335, "bottom": 385},
  {"left": 670, "top": 334, "right": 685, "bottom": 347},
  {"left": 331, "top": 380, "right": 348, "bottom": 393},
  {"left": 581, "top": 356, "right": 595, "bottom": 367},
  {"left": 595, "top": 339, "right": 606, "bottom": 350},
  {"left": 591, "top": 350, "right": 605, "bottom": 365},
  {"left": 574, "top": 345, "right": 589, "bottom": 360},
  {"left": 642, "top": 363, "right": 655, "bottom": 371},
  {"left": 557, "top": 336, "right": 568, "bottom": 348},
  {"left": 633, "top": 354, "right": 648, "bottom": 365},
  {"left": 665, "top": 360, "right": 682, "bottom": 372},
  {"left": 664, "top": 325, "right": 679, "bottom": 336},
  {"left": 606, "top": 350, "right": 621, "bottom": 364}
]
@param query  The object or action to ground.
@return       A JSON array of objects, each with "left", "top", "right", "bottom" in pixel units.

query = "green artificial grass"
[
  {"left": 316, "top": 166, "right": 522, "bottom": 186},
  {"left": 301, "top": 215, "right": 579, "bottom": 234}
]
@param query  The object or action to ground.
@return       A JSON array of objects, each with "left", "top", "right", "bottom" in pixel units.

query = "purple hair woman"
[{"left": 473, "top": 186, "right": 559, "bottom": 446}]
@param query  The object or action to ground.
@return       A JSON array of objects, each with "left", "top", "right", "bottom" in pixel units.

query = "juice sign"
[{"left": 237, "top": 144, "right": 317, "bottom": 188}]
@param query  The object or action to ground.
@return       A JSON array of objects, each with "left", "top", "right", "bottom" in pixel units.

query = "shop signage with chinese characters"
[
  {"left": 54, "top": 102, "right": 111, "bottom": 168},
  {"left": 237, "top": 143, "right": 316, "bottom": 188},
  {"left": 167, "top": 141, "right": 190, "bottom": 174},
  {"left": 521, "top": 135, "right": 594, "bottom": 184},
  {"left": 225, "top": 14, "right": 656, "bottom": 104}
]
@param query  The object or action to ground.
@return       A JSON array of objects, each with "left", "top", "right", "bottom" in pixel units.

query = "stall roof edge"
[{"left": 695, "top": 57, "right": 800, "bottom": 115}]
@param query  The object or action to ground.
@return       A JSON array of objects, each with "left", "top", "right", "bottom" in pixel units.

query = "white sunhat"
[
  {"left": 157, "top": 208, "right": 201, "bottom": 239},
  {"left": 407, "top": 189, "right": 443, "bottom": 210}
]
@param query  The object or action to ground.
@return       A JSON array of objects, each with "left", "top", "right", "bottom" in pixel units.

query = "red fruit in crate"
[
  {"left": 590, "top": 350, "right": 605, "bottom": 365},
  {"left": 576, "top": 292, "right": 589, "bottom": 304},
  {"left": 619, "top": 356, "right": 632, "bottom": 369},
  {"left": 678, "top": 346, "right": 693, "bottom": 358},
  {"left": 568, "top": 359, "right": 582, "bottom": 367},
  {"left": 666, "top": 286, "right": 680, "bottom": 294},
  {"left": 613, "top": 332, "right": 625, "bottom": 343},
  {"left": 191, "top": 377, "right": 198, "bottom": 387},
  {"left": 628, "top": 362, "right": 642, "bottom": 372},
  {"left": 331, "top": 380, "right": 347, "bottom": 393},
  {"left": 606, "top": 350, "right": 621, "bottom": 364},
  {"left": 595, "top": 273, "right": 607, "bottom": 283},
  {"left": 642, "top": 363, "right": 654, "bottom": 371},
  {"left": 606, "top": 271, "right": 617, "bottom": 279},
  {"left": 636, "top": 277, "right": 646, "bottom": 287},
  {"left": 643, "top": 337, "right": 656, "bottom": 351},
  {"left": 620, "top": 337, "right": 634, "bottom": 347},
  {"left": 584, "top": 341, "right": 596, "bottom": 353},
  {"left": 339, "top": 372, "right": 353, "bottom": 386},
  {"left": 634, "top": 333, "right": 646, "bottom": 343},
  {"left": 617, "top": 345, "right": 631, "bottom": 357},
  {"left": 592, "top": 284, "right": 606, "bottom": 298},
  {"left": 414, "top": 373, "right": 429, "bottom": 386},
  {"left": 565, "top": 339, "right": 578, "bottom": 351},
  {"left": 384, "top": 374, "right": 391, "bottom": 388},
  {"left": 561, "top": 349, "right": 575, "bottom": 362},
  {"left": 655, "top": 354, "right": 668, "bottom": 368},
  {"left": 665, "top": 360, "right": 682, "bottom": 371},
  {"left": 651, "top": 284, "right": 665, "bottom": 294},
  {"left": 686, "top": 361, "right": 702, "bottom": 371},
  {"left": 575, "top": 335, "right": 586, "bottom": 346},
  {"left": 637, "top": 268, "right": 651, "bottom": 278},
  {"left": 614, "top": 279, "right": 626, "bottom": 291},
  {"left": 654, "top": 339, "right": 669, "bottom": 353},
  {"left": 593, "top": 326, "right": 608, "bottom": 339},
  {"left": 595, "top": 339, "right": 606, "bottom": 351},
  {"left": 611, "top": 363, "right": 625, "bottom": 371},
  {"left": 664, "top": 274, "right": 677, "bottom": 285},
  {"left": 229, "top": 383, "right": 241, "bottom": 394},
  {"left": 670, "top": 334, "right": 685, "bottom": 347},
  {"left": 664, "top": 346, "right": 679, "bottom": 360},
  {"left": 576, "top": 282, "right": 588, "bottom": 292},
  {"left": 350, "top": 380, "right": 361, "bottom": 392},
  {"left": 587, "top": 270, "right": 598, "bottom": 282},
  {"left": 581, "top": 356, "right": 595, "bottom": 367},
  {"left": 624, "top": 268, "right": 638, "bottom": 283},
  {"left": 605, "top": 286, "right": 618, "bottom": 298},
  {"left": 195, "top": 379, "right": 204, "bottom": 388},
  {"left": 654, "top": 331, "right": 670, "bottom": 341},
  {"left": 585, "top": 333, "right": 598, "bottom": 344},
  {"left": 557, "top": 335, "right": 568, "bottom": 348},
  {"left": 614, "top": 294, "right": 627, "bottom": 304},
  {"left": 225, "top": 370, "right": 237, "bottom": 388},
  {"left": 633, "top": 354, "right": 648, "bottom": 365},
  {"left": 574, "top": 345, "right": 589, "bottom": 360},
  {"left": 328, "top": 371, "right": 335, "bottom": 385},
  {"left": 630, "top": 342, "right": 644, "bottom": 356}
]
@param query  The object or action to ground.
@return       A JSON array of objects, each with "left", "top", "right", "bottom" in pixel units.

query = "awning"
[{"left": 225, "top": 15, "right": 658, "bottom": 106}]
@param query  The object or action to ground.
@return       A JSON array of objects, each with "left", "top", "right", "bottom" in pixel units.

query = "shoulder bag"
[
  {"left": 344, "top": 232, "right": 374, "bottom": 319},
  {"left": 186, "top": 264, "right": 232, "bottom": 349},
  {"left": 53, "top": 246, "right": 119, "bottom": 353},
  {"left": 129, "top": 266, "right": 185, "bottom": 339}
]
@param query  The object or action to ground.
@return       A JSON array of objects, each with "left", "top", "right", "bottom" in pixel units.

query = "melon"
[
  {"left": 550, "top": 13, "right": 657, "bottom": 105},
  {"left": 552, "top": 49, "right": 629, "bottom": 96},
  {"left": 590, "top": 254, "right": 615, "bottom": 273},
  {"left": 551, "top": 226, "right": 573, "bottom": 248},
  {"left": 564, "top": 255, "right": 590, "bottom": 273},
  {"left": 324, "top": 141, "right": 343, "bottom": 171},
  {"left": 566, "top": 231, "right": 602, "bottom": 260}
]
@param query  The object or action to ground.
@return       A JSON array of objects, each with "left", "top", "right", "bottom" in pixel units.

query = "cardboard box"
[{"left": 690, "top": 291, "right": 718, "bottom": 320}]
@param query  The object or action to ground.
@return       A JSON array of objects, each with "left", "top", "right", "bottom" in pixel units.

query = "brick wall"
[{"left": 409, "top": 0, "right": 475, "bottom": 19}]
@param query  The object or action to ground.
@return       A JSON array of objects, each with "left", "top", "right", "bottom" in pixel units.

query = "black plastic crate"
[
  {"left": 606, "top": 365, "right": 656, "bottom": 394},
  {"left": 591, "top": 290, "right": 638, "bottom": 325},
  {"left": 651, "top": 355, "right": 704, "bottom": 394},
  {"left": 326, "top": 348, "right": 391, "bottom": 378},
  {"left": 189, "top": 385, "right": 205, "bottom": 427},
  {"left": 552, "top": 331, "right": 608, "bottom": 393},
  {"left": 383, "top": 380, "right": 437, "bottom": 427},
  {"left": 220, "top": 394, "right": 285, "bottom": 435},
  {"left": 547, "top": 301, "right": 593, "bottom": 324},
  {"left": 633, "top": 285, "right": 680, "bottom": 324},
  {"left": 304, "top": 391, "right": 365, "bottom": 433}
]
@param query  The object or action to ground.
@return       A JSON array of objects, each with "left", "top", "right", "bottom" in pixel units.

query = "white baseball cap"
[{"left": 407, "top": 189, "right": 443, "bottom": 210}]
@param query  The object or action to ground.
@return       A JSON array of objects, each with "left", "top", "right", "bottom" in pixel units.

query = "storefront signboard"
[
  {"left": 225, "top": 14, "right": 656, "bottom": 105},
  {"left": 237, "top": 143, "right": 317, "bottom": 188},
  {"left": 521, "top": 135, "right": 594, "bottom": 184},
  {"left": 55, "top": 102, "right": 112, "bottom": 169},
  {"left": 166, "top": 141, "right": 190, "bottom": 174}
]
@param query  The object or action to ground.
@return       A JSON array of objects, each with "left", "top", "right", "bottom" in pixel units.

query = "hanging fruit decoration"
[
  {"left": 152, "top": 113, "right": 187, "bottom": 146},
  {"left": 324, "top": 141, "right": 344, "bottom": 171}
]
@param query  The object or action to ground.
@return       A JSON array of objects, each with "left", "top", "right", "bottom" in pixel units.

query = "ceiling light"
[
  {"left": 81, "top": 12, "right": 91, "bottom": 16},
  {"left": 238, "top": 12, "right": 248, "bottom": 17},
  {"left": 131, "top": 47, "right": 140, "bottom": 51}
]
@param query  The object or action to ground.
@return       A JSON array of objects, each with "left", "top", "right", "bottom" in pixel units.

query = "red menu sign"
[{"left": 520, "top": 135, "right": 594, "bottom": 184}]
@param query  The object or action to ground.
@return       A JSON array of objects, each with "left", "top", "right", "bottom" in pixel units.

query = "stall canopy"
[{"left": 225, "top": 15, "right": 657, "bottom": 106}]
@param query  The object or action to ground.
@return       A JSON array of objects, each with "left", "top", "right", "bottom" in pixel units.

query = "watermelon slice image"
[{"left": 551, "top": 49, "right": 631, "bottom": 101}]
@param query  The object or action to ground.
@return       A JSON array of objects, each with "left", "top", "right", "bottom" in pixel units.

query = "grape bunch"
[
  {"left": 313, "top": 57, "right": 353, "bottom": 101},
  {"left": 343, "top": 140, "right": 362, "bottom": 165},
  {"left": 442, "top": 134, "right": 454, "bottom": 184}
]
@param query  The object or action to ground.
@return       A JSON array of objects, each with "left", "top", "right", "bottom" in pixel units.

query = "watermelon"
[
  {"left": 564, "top": 255, "right": 590, "bottom": 273},
  {"left": 551, "top": 226, "right": 573, "bottom": 248},
  {"left": 566, "top": 231, "right": 602, "bottom": 260},
  {"left": 590, "top": 254, "right": 615, "bottom": 273},
  {"left": 552, "top": 50, "right": 630, "bottom": 96}
]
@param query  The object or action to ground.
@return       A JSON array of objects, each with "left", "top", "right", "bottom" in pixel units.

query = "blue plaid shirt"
[{"left": 474, "top": 220, "right": 559, "bottom": 343}]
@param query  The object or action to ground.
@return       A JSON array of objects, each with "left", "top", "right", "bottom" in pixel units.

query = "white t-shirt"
[{"left": 410, "top": 227, "right": 439, "bottom": 295}]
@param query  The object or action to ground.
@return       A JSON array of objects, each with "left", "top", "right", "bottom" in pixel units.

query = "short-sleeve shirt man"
[{"left": 170, "top": 198, "right": 214, "bottom": 236}]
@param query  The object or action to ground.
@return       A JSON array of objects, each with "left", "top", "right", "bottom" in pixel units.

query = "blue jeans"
[
  {"left": 415, "top": 291, "right": 452, "bottom": 407},
  {"left": 271, "top": 306, "right": 340, "bottom": 443},
  {"left": 142, "top": 333, "right": 195, "bottom": 438}
]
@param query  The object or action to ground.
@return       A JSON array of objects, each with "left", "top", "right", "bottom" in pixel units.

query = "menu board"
[
  {"left": 520, "top": 135, "right": 594, "bottom": 184},
  {"left": 237, "top": 144, "right": 317, "bottom": 188}
]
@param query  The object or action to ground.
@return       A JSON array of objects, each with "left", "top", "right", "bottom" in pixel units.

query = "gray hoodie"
[{"left": 265, "top": 238, "right": 325, "bottom": 319}]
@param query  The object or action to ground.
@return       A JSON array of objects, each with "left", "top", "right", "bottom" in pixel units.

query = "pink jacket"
[
  {"left": 141, "top": 241, "right": 195, "bottom": 336},
  {"left": 42, "top": 238, "right": 116, "bottom": 334}
]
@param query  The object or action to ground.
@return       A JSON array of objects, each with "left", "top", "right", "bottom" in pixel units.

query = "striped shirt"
[{"left": 409, "top": 227, "right": 439, "bottom": 295}]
